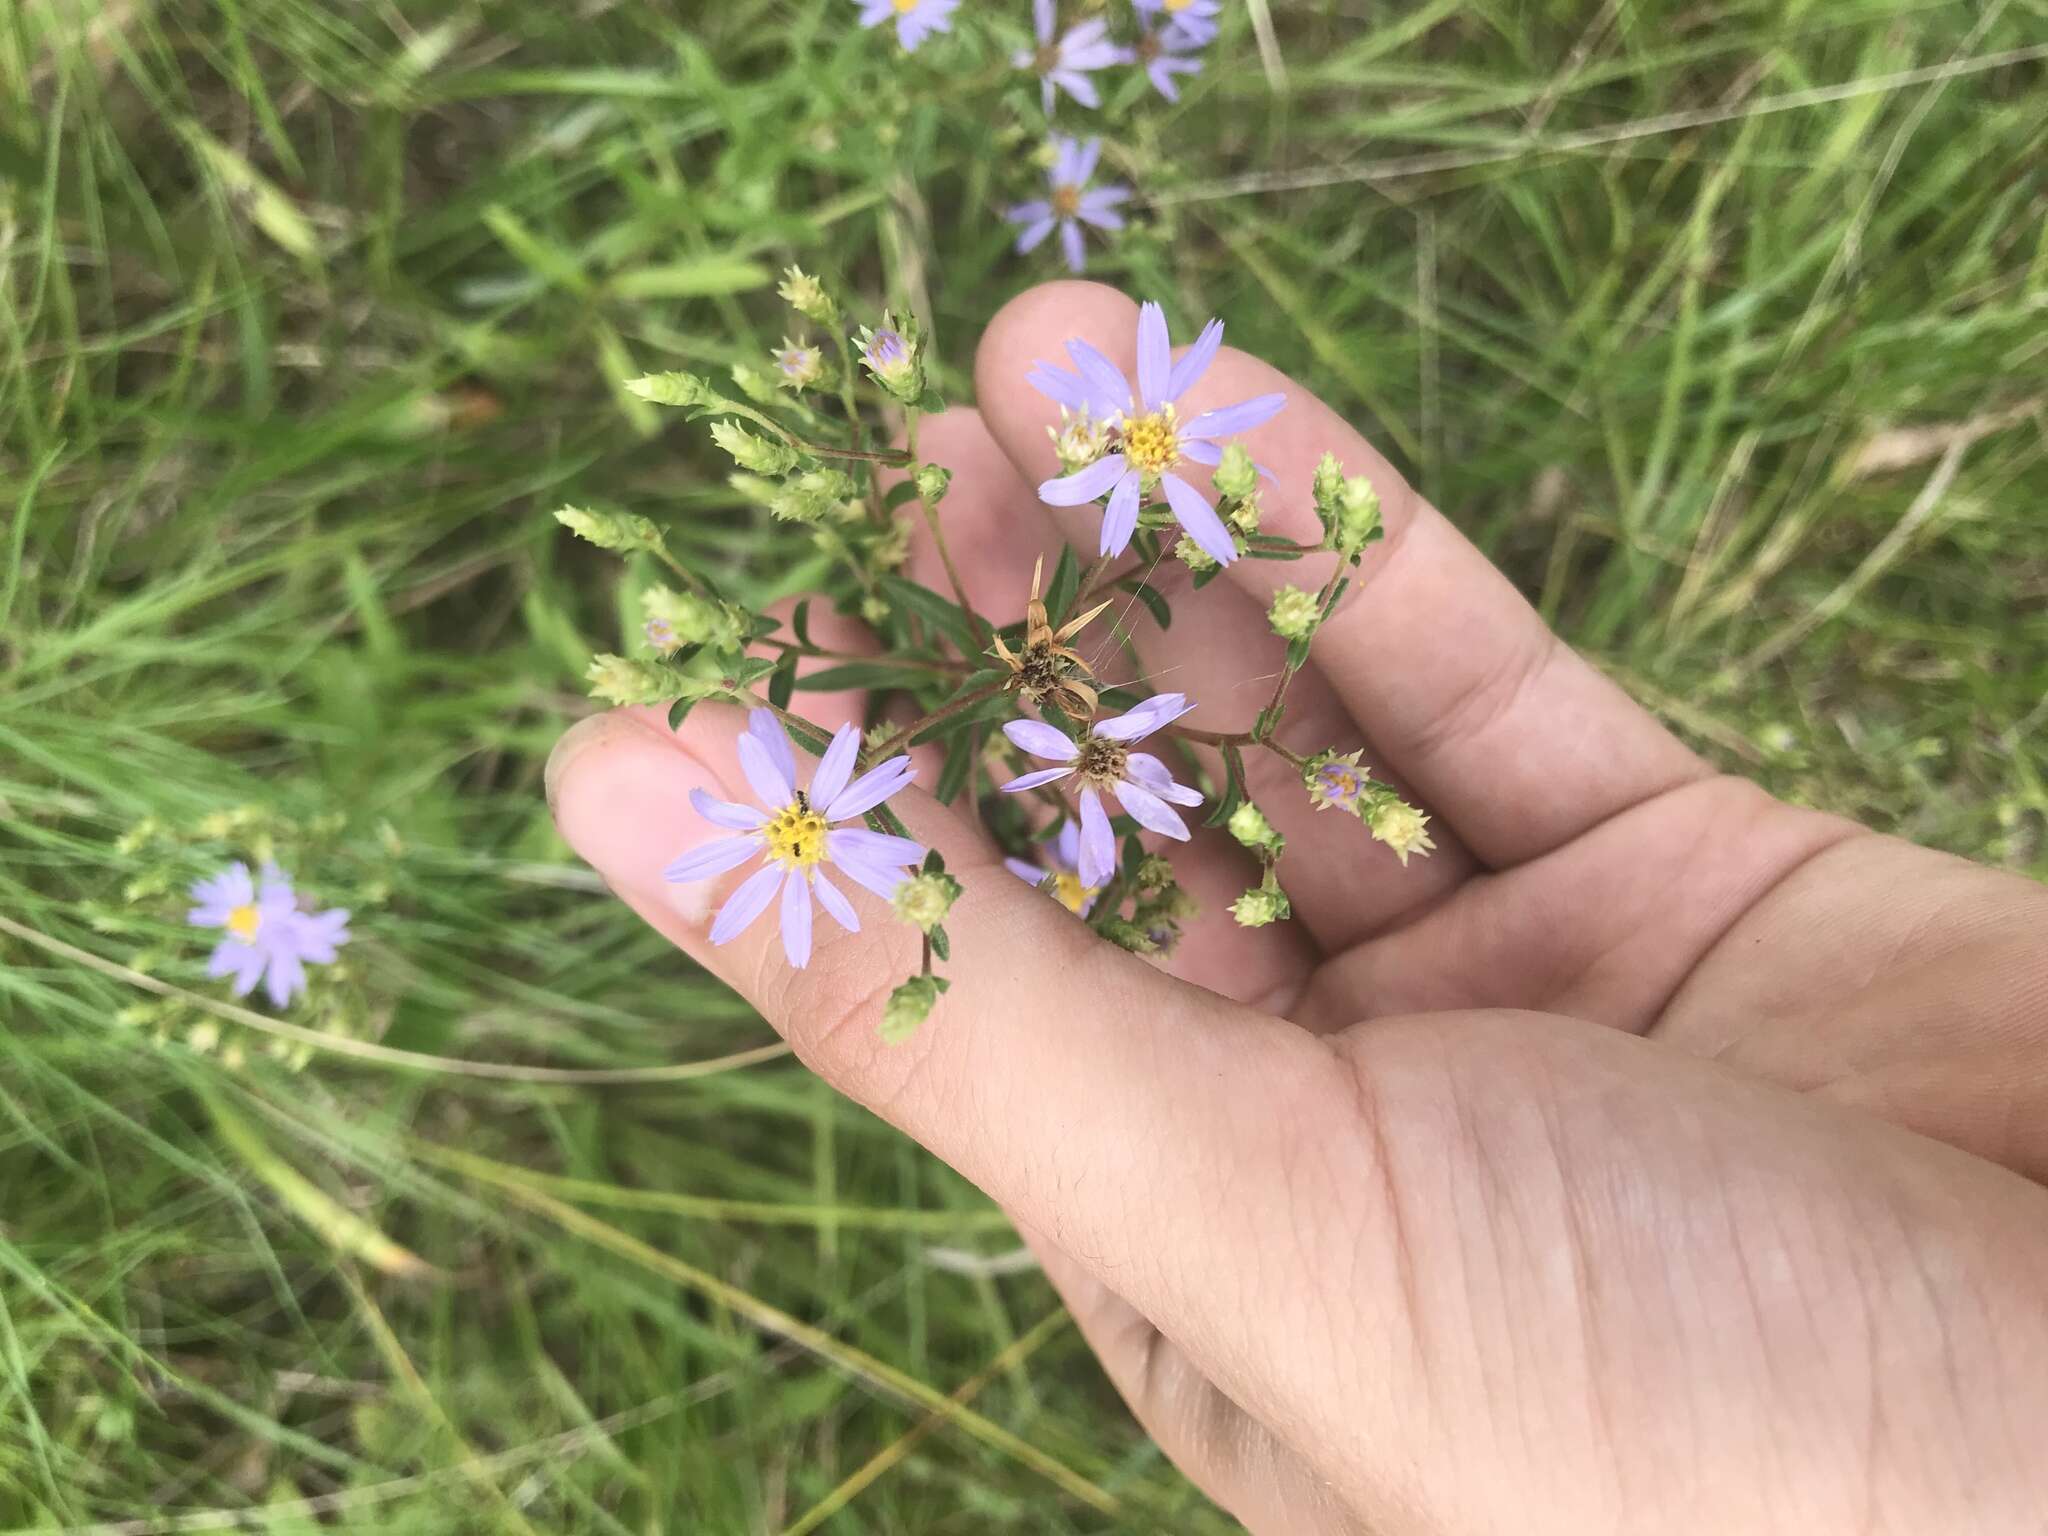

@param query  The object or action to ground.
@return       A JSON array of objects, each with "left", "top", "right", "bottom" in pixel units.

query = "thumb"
[{"left": 544, "top": 704, "right": 1347, "bottom": 1325}]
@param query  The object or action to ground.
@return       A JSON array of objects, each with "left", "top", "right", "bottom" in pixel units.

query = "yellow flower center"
[
  {"left": 1165, "top": 0, "right": 1196, "bottom": 10},
  {"left": 1120, "top": 407, "right": 1181, "bottom": 479},
  {"left": 1054, "top": 872, "right": 1095, "bottom": 914},
  {"left": 763, "top": 800, "right": 830, "bottom": 870},
  {"left": 226, "top": 904, "right": 262, "bottom": 941},
  {"left": 1051, "top": 182, "right": 1082, "bottom": 218},
  {"left": 893, "top": 0, "right": 919, "bottom": 11}
]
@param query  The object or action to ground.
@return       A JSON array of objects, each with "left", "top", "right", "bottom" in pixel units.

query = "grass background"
[{"left": 3, "top": 0, "right": 2044, "bottom": 1529}]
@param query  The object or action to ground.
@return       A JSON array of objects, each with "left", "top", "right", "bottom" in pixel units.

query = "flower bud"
[
  {"left": 1048, "top": 408, "right": 1110, "bottom": 473},
  {"left": 1230, "top": 879, "right": 1291, "bottom": 928},
  {"left": 1268, "top": 585, "right": 1320, "bottom": 641},
  {"left": 584, "top": 654, "right": 676, "bottom": 707},
  {"left": 709, "top": 419, "right": 800, "bottom": 476},
  {"left": 879, "top": 974, "right": 948, "bottom": 1042},
  {"left": 729, "top": 362, "right": 781, "bottom": 404},
  {"left": 892, "top": 871, "right": 962, "bottom": 933},
  {"left": 1175, "top": 534, "right": 1219, "bottom": 574},
  {"left": 1227, "top": 801, "right": 1283, "bottom": 855},
  {"left": 772, "top": 337, "right": 823, "bottom": 390},
  {"left": 1212, "top": 442, "right": 1259, "bottom": 501},
  {"left": 1334, "top": 475, "right": 1382, "bottom": 553},
  {"left": 555, "top": 505, "right": 663, "bottom": 553},
  {"left": 1366, "top": 795, "right": 1436, "bottom": 865},
  {"left": 624, "top": 371, "right": 714, "bottom": 407},
  {"left": 1312, "top": 451, "right": 1345, "bottom": 511},
  {"left": 770, "top": 467, "right": 857, "bottom": 524},
  {"left": 857, "top": 316, "right": 923, "bottom": 403},
  {"left": 1304, "top": 748, "right": 1370, "bottom": 814},
  {"left": 913, "top": 462, "right": 952, "bottom": 505},
  {"left": 778, "top": 266, "right": 837, "bottom": 324}
]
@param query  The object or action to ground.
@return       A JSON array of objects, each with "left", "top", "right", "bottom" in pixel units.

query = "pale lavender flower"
[
  {"left": 855, "top": 0, "right": 960, "bottom": 50},
  {"left": 999, "top": 694, "right": 1203, "bottom": 887},
  {"left": 1016, "top": 0, "right": 1131, "bottom": 113},
  {"left": 187, "top": 861, "right": 351, "bottom": 1009},
  {"left": 1005, "top": 137, "right": 1130, "bottom": 274},
  {"left": 665, "top": 710, "right": 925, "bottom": 969},
  {"left": 1004, "top": 820, "right": 1102, "bottom": 915},
  {"left": 1028, "top": 301, "right": 1286, "bottom": 564},
  {"left": 1133, "top": 0, "right": 1221, "bottom": 45},
  {"left": 1131, "top": 14, "right": 1206, "bottom": 100}
]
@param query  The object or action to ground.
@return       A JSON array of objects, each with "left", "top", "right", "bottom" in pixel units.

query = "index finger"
[{"left": 975, "top": 282, "right": 1710, "bottom": 868}]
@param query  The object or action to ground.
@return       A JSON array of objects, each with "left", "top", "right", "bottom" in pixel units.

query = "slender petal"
[
  {"left": 1004, "top": 718, "right": 1079, "bottom": 762},
  {"left": 812, "top": 868, "right": 861, "bottom": 932},
  {"left": 1071, "top": 135, "right": 1103, "bottom": 184},
  {"left": 823, "top": 756, "right": 915, "bottom": 821},
  {"left": 264, "top": 950, "right": 307, "bottom": 1008},
  {"left": 827, "top": 827, "right": 925, "bottom": 869},
  {"left": 1161, "top": 471, "right": 1239, "bottom": 567},
  {"left": 1100, "top": 470, "right": 1142, "bottom": 555},
  {"left": 665, "top": 835, "right": 763, "bottom": 884},
  {"left": 1114, "top": 778, "right": 1192, "bottom": 840},
  {"left": 1033, "top": 0, "right": 1053, "bottom": 43},
  {"left": 1015, "top": 216, "right": 1057, "bottom": 255},
  {"left": 1064, "top": 339, "right": 1135, "bottom": 418},
  {"left": 1179, "top": 437, "right": 1223, "bottom": 466},
  {"left": 1038, "top": 452, "right": 1129, "bottom": 507},
  {"left": 1028, "top": 362, "right": 1094, "bottom": 412},
  {"left": 1183, "top": 393, "right": 1287, "bottom": 442},
  {"left": 1094, "top": 691, "right": 1193, "bottom": 741},
  {"left": 209, "top": 940, "right": 264, "bottom": 996},
  {"left": 857, "top": 0, "right": 893, "bottom": 22},
  {"left": 1059, "top": 219, "right": 1086, "bottom": 273},
  {"left": 1166, "top": 317, "right": 1224, "bottom": 402},
  {"left": 809, "top": 724, "right": 862, "bottom": 812},
  {"left": 748, "top": 709, "right": 797, "bottom": 791},
  {"left": 1005, "top": 857, "right": 1048, "bottom": 887},
  {"left": 736, "top": 728, "right": 793, "bottom": 812},
  {"left": 1077, "top": 788, "right": 1116, "bottom": 888},
  {"left": 1054, "top": 819, "right": 1082, "bottom": 870},
  {"left": 710, "top": 863, "right": 785, "bottom": 946},
  {"left": 1136, "top": 301, "right": 1172, "bottom": 412},
  {"left": 780, "top": 871, "right": 813, "bottom": 969},
  {"left": 690, "top": 789, "right": 768, "bottom": 831},
  {"left": 1125, "top": 751, "right": 1204, "bottom": 805},
  {"left": 1001, "top": 764, "right": 1078, "bottom": 793},
  {"left": 830, "top": 854, "right": 910, "bottom": 902}
]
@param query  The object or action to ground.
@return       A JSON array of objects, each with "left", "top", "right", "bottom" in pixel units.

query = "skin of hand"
[{"left": 547, "top": 282, "right": 2048, "bottom": 1535}]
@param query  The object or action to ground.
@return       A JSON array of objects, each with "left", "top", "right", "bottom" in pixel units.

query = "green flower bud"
[
  {"left": 624, "top": 371, "right": 714, "bottom": 407},
  {"left": 1366, "top": 796, "right": 1436, "bottom": 866},
  {"left": 729, "top": 361, "right": 782, "bottom": 404},
  {"left": 708, "top": 418, "right": 800, "bottom": 476},
  {"left": 1268, "top": 585, "right": 1321, "bottom": 641},
  {"left": 879, "top": 974, "right": 948, "bottom": 1043},
  {"left": 1312, "top": 451, "right": 1345, "bottom": 512},
  {"left": 1175, "top": 534, "right": 1219, "bottom": 574},
  {"left": 555, "top": 505, "right": 664, "bottom": 553},
  {"left": 856, "top": 315, "right": 923, "bottom": 404},
  {"left": 1334, "top": 475, "right": 1382, "bottom": 554},
  {"left": 892, "top": 871, "right": 962, "bottom": 933},
  {"left": 778, "top": 266, "right": 837, "bottom": 324},
  {"left": 772, "top": 337, "right": 824, "bottom": 390},
  {"left": 1230, "top": 879, "right": 1292, "bottom": 928},
  {"left": 1213, "top": 442, "right": 1259, "bottom": 501},
  {"left": 770, "top": 467, "right": 857, "bottom": 524},
  {"left": 914, "top": 462, "right": 952, "bottom": 505},
  {"left": 584, "top": 654, "right": 676, "bottom": 707},
  {"left": 1227, "top": 801, "right": 1283, "bottom": 855}
]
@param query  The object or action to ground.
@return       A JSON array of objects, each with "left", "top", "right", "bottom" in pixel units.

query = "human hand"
[{"left": 547, "top": 282, "right": 2048, "bottom": 1534}]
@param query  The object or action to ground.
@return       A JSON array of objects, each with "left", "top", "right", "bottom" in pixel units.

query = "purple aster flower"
[
  {"left": 855, "top": 0, "right": 960, "bottom": 51},
  {"left": 665, "top": 710, "right": 925, "bottom": 970},
  {"left": 1130, "top": 14, "right": 1206, "bottom": 100},
  {"left": 1015, "top": 0, "right": 1131, "bottom": 113},
  {"left": 998, "top": 694, "right": 1203, "bottom": 888},
  {"left": 1004, "top": 820, "right": 1102, "bottom": 916},
  {"left": 1133, "top": 0, "right": 1221, "bottom": 45},
  {"left": 188, "top": 861, "right": 351, "bottom": 1009},
  {"left": 1028, "top": 301, "right": 1286, "bottom": 565},
  {"left": 1005, "top": 137, "right": 1131, "bottom": 275}
]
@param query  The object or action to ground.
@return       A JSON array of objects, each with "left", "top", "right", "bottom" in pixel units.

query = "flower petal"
[
  {"left": 1182, "top": 393, "right": 1287, "bottom": 442},
  {"left": 1166, "top": 317, "right": 1224, "bottom": 403},
  {"left": 1007, "top": 198, "right": 1053, "bottom": 225},
  {"left": 1094, "top": 690, "right": 1194, "bottom": 741},
  {"left": 1000, "top": 764, "right": 1077, "bottom": 793},
  {"left": 809, "top": 724, "right": 862, "bottom": 812},
  {"left": 830, "top": 854, "right": 910, "bottom": 902},
  {"left": 1071, "top": 135, "right": 1103, "bottom": 184},
  {"left": 263, "top": 950, "right": 307, "bottom": 1008},
  {"left": 690, "top": 788, "right": 769, "bottom": 831},
  {"left": 781, "top": 870, "right": 813, "bottom": 969},
  {"left": 823, "top": 755, "right": 916, "bottom": 821},
  {"left": 664, "top": 834, "right": 764, "bottom": 884},
  {"left": 1178, "top": 437, "right": 1222, "bottom": 466},
  {"left": 1038, "top": 452, "right": 1128, "bottom": 507},
  {"left": 1027, "top": 362, "right": 1094, "bottom": 412},
  {"left": 827, "top": 827, "right": 925, "bottom": 870},
  {"left": 1100, "top": 469, "right": 1141, "bottom": 556},
  {"left": 1125, "top": 752, "right": 1204, "bottom": 806},
  {"left": 1114, "top": 778, "right": 1192, "bottom": 841},
  {"left": 1005, "top": 857, "right": 1048, "bottom": 886},
  {"left": 710, "top": 863, "right": 785, "bottom": 946},
  {"left": 1064, "top": 338, "right": 1134, "bottom": 418},
  {"left": 1076, "top": 788, "right": 1116, "bottom": 887},
  {"left": 1054, "top": 818, "right": 1082, "bottom": 870},
  {"left": 747, "top": 709, "right": 797, "bottom": 791},
  {"left": 812, "top": 867, "right": 861, "bottom": 933},
  {"left": 1003, "top": 718, "right": 1079, "bottom": 762},
  {"left": 736, "top": 727, "right": 794, "bottom": 811},
  {"left": 1059, "top": 219, "right": 1086, "bottom": 274},
  {"left": 1033, "top": 0, "right": 1053, "bottom": 42},
  {"left": 1136, "top": 301, "right": 1172, "bottom": 412},
  {"left": 1161, "top": 471, "right": 1239, "bottom": 567}
]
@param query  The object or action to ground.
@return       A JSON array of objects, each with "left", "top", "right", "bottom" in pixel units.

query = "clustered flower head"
[
  {"left": 1304, "top": 750, "right": 1437, "bottom": 866},
  {"left": 999, "top": 693, "right": 1203, "bottom": 887},
  {"left": 1004, "top": 820, "right": 1102, "bottom": 916},
  {"left": 666, "top": 711, "right": 926, "bottom": 969},
  {"left": 1134, "top": 0, "right": 1222, "bottom": 44},
  {"left": 854, "top": 0, "right": 960, "bottom": 52},
  {"left": 1016, "top": 0, "right": 1130, "bottom": 112},
  {"left": 1032, "top": 302, "right": 1284, "bottom": 566},
  {"left": 187, "top": 861, "right": 351, "bottom": 1008},
  {"left": 1005, "top": 137, "right": 1130, "bottom": 275}
]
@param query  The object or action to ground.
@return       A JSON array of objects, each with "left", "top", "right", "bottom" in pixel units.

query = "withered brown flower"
[{"left": 989, "top": 557, "right": 1111, "bottom": 720}]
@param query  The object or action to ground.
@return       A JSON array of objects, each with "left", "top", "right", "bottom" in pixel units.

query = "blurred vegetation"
[{"left": 2, "top": 0, "right": 2043, "bottom": 1529}]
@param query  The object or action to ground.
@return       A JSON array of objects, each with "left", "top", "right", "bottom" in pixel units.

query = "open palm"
[{"left": 550, "top": 282, "right": 2048, "bottom": 1533}]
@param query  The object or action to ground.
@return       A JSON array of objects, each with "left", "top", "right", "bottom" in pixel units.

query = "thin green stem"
[
  {"left": 868, "top": 681, "right": 1005, "bottom": 762},
  {"left": 908, "top": 411, "right": 991, "bottom": 654}
]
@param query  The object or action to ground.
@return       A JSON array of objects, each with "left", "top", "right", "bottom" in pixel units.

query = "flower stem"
[
  {"left": 868, "top": 681, "right": 1005, "bottom": 762},
  {"left": 908, "top": 411, "right": 992, "bottom": 655}
]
